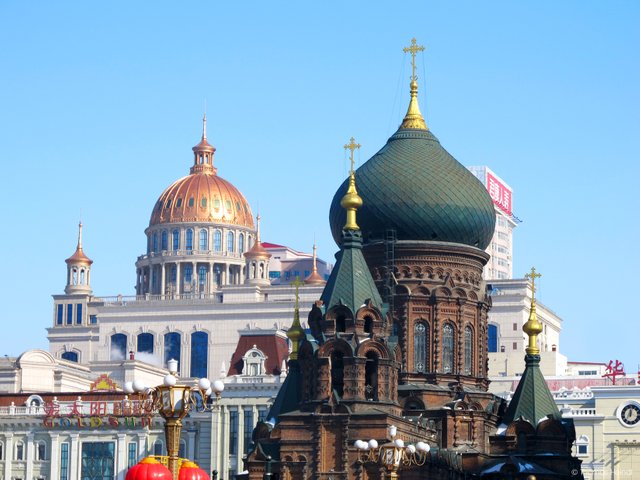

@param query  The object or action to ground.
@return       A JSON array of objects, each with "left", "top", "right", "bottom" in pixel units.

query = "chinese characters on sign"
[
  {"left": 486, "top": 172, "right": 512, "bottom": 216},
  {"left": 42, "top": 399, "right": 154, "bottom": 429}
]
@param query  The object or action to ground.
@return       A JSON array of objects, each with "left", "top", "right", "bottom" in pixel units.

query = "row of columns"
[{"left": 137, "top": 261, "right": 244, "bottom": 296}]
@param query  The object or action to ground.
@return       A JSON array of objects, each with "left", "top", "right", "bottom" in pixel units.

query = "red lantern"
[
  {"left": 126, "top": 457, "right": 172, "bottom": 480},
  {"left": 179, "top": 461, "right": 210, "bottom": 480}
]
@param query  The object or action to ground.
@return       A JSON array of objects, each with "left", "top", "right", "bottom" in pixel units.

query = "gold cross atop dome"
[
  {"left": 287, "top": 276, "right": 306, "bottom": 360},
  {"left": 403, "top": 37, "right": 425, "bottom": 82},
  {"left": 344, "top": 137, "right": 361, "bottom": 174},
  {"left": 292, "top": 276, "right": 304, "bottom": 310},
  {"left": 400, "top": 38, "right": 428, "bottom": 130},
  {"left": 524, "top": 266, "right": 542, "bottom": 298}
]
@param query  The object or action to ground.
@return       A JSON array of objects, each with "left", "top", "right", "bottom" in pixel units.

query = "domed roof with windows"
[
  {"left": 149, "top": 116, "right": 254, "bottom": 229},
  {"left": 328, "top": 58, "right": 495, "bottom": 249}
]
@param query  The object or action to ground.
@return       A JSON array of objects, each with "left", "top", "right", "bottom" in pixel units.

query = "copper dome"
[{"left": 149, "top": 117, "right": 254, "bottom": 229}]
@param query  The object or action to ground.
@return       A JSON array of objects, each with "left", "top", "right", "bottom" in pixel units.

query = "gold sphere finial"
[
  {"left": 341, "top": 137, "right": 363, "bottom": 230},
  {"left": 287, "top": 277, "right": 306, "bottom": 360},
  {"left": 523, "top": 267, "right": 543, "bottom": 355}
]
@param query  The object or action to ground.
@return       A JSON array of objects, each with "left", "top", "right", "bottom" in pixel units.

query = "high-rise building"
[{"left": 467, "top": 166, "right": 518, "bottom": 280}]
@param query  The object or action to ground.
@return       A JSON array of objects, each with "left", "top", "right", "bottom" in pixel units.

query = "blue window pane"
[
  {"left": 164, "top": 332, "right": 181, "bottom": 369},
  {"left": 57, "top": 304, "right": 63, "bottom": 325},
  {"left": 269, "top": 271, "right": 281, "bottom": 279},
  {"left": 172, "top": 230, "right": 180, "bottom": 250},
  {"left": 61, "top": 351, "right": 78, "bottom": 362},
  {"left": 186, "top": 229, "right": 193, "bottom": 251},
  {"left": 81, "top": 442, "right": 115, "bottom": 480},
  {"left": 199, "top": 229, "right": 208, "bottom": 250},
  {"left": 184, "top": 265, "right": 193, "bottom": 283},
  {"left": 60, "top": 443, "right": 69, "bottom": 480},
  {"left": 137, "top": 333, "right": 154, "bottom": 354},
  {"left": 111, "top": 334, "right": 127, "bottom": 360},
  {"left": 229, "top": 410, "right": 238, "bottom": 455},
  {"left": 214, "top": 231, "right": 222, "bottom": 251},
  {"left": 190, "top": 332, "right": 208, "bottom": 378},
  {"left": 66, "top": 304, "right": 73, "bottom": 325},
  {"left": 161, "top": 231, "right": 168, "bottom": 251},
  {"left": 244, "top": 409, "right": 254, "bottom": 454},
  {"left": 488, "top": 324, "right": 498, "bottom": 353},
  {"left": 76, "top": 304, "right": 82, "bottom": 324},
  {"left": 127, "top": 442, "right": 137, "bottom": 469},
  {"left": 227, "top": 231, "right": 235, "bottom": 252},
  {"left": 152, "top": 233, "right": 158, "bottom": 253},
  {"left": 90, "top": 315, "right": 98, "bottom": 324},
  {"left": 198, "top": 266, "right": 207, "bottom": 286},
  {"left": 239, "top": 233, "right": 245, "bottom": 254}
]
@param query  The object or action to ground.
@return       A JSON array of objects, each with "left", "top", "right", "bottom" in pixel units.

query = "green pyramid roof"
[
  {"left": 503, "top": 354, "right": 561, "bottom": 425},
  {"left": 265, "top": 360, "right": 302, "bottom": 423},
  {"left": 320, "top": 229, "right": 384, "bottom": 314}
]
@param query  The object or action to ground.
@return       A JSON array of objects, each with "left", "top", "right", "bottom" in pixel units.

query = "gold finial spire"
[
  {"left": 77, "top": 221, "right": 84, "bottom": 249},
  {"left": 287, "top": 276, "right": 306, "bottom": 360},
  {"left": 256, "top": 213, "right": 262, "bottom": 242},
  {"left": 312, "top": 241, "right": 318, "bottom": 275},
  {"left": 400, "top": 38, "right": 428, "bottom": 130},
  {"left": 340, "top": 137, "right": 363, "bottom": 230},
  {"left": 523, "top": 267, "right": 543, "bottom": 355}
]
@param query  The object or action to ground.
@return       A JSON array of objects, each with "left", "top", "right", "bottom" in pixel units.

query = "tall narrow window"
[
  {"left": 172, "top": 229, "right": 180, "bottom": 250},
  {"left": 199, "top": 229, "right": 208, "bottom": 250},
  {"left": 76, "top": 303, "right": 82, "bottom": 324},
  {"left": 443, "top": 323, "right": 454, "bottom": 374},
  {"left": 186, "top": 229, "right": 193, "bottom": 251},
  {"left": 60, "top": 443, "right": 70, "bottom": 480},
  {"left": 164, "top": 332, "right": 181, "bottom": 369},
  {"left": 111, "top": 334, "right": 127, "bottom": 361},
  {"left": 127, "top": 442, "right": 138, "bottom": 468},
  {"left": 161, "top": 231, "right": 168, "bottom": 251},
  {"left": 335, "top": 315, "right": 346, "bottom": 333},
  {"left": 57, "top": 304, "right": 63, "bottom": 325},
  {"left": 330, "top": 351, "right": 344, "bottom": 397},
  {"left": 184, "top": 265, "right": 193, "bottom": 284},
  {"left": 16, "top": 442, "right": 24, "bottom": 460},
  {"left": 229, "top": 410, "right": 239, "bottom": 455},
  {"left": 464, "top": 326, "right": 473, "bottom": 375},
  {"left": 239, "top": 233, "right": 245, "bottom": 254},
  {"left": 190, "top": 331, "right": 208, "bottom": 378},
  {"left": 153, "top": 441, "right": 163, "bottom": 456},
  {"left": 66, "top": 304, "right": 73, "bottom": 325},
  {"left": 244, "top": 409, "right": 254, "bottom": 454},
  {"left": 227, "top": 231, "right": 235, "bottom": 252},
  {"left": 364, "top": 316, "right": 373, "bottom": 335},
  {"left": 137, "top": 333, "right": 154, "bottom": 354},
  {"left": 152, "top": 233, "right": 158, "bottom": 252},
  {"left": 80, "top": 269, "right": 85, "bottom": 284},
  {"left": 488, "top": 324, "right": 498, "bottom": 353},
  {"left": 198, "top": 265, "right": 207, "bottom": 287},
  {"left": 414, "top": 322, "right": 428, "bottom": 373},
  {"left": 214, "top": 230, "right": 222, "bottom": 251},
  {"left": 365, "top": 352, "right": 379, "bottom": 401},
  {"left": 37, "top": 442, "right": 46, "bottom": 461}
]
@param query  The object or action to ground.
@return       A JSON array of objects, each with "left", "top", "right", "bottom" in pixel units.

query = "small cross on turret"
[
  {"left": 403, "top": 37, "right": 425, "bottom": 81},
  {"left": 343, "top": 137, "right": 361, "bottom": 174}
]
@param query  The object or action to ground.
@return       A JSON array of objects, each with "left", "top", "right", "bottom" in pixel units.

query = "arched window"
[
  {"left": 335, "top": 314, "right": 346, "bottom": 333},
  {"left": 227, "top": 231, "right": 235, "bottom": 252},
  {"left": 152, "top": 232, "right": 158, "bottom": 252},
  {"left": 190, "top": 332, "right": 208, "bottom": 378},
  {"left": 443, "top": 323, "right": 454, "bottom": 374},
  {"left": 364, "top": 316, "right": 373, "bottom": 334},
  {"left": 464, "top": 326, "right": 473, "bottom": 375},
  {"left": 213, "top": 230, "right": 222, "bottom": 251},
  {"left": 365, "top": 352, "right": 379, "bottom": 401},
  {"left": 137, "top": 333, "right": 154, "bottom": 354},
  {"left": 239, "top": 233, "right": 245, "bottom": 254},
  {"left": 111, "top": 334, "right": 127, "bottom": 361},
  {"left": 414, "top": 322, "right": 429, "bottom": 373},
  {"left": 36, "top": 441, "right": 46, "bottom": 461},
  {"left": 61, "top": 351, "right": 78, "bottom": 362},
  {"left": 330, "top": 351, "right": 344, "bottom": 397},
  {"left": 72, "top": 268, "right": 78, "bottom": 285},
  {"left": 488, "top": 324, "right": 498, "bottom": 353},
  {"left": 15, "top": 442, "right": 24, "bottom": 460},
  {"left": 164, "top": 332, "right": 181, "bottom": 369},
  {"left": 161, "top": 231, "right": 168, "bottom": 251},
  {"left": 198, "top": 265, "right": 207, "bottom": 287},
  {"left": 199, "top": 229, "right": 208, "bottom": 250},
  {"left": 172, "top": 229, "right": 180, "bottom": 250},
  {"left": 184, "top": 265, "right": 193, "bottom": 284},
  {"left": 186, "top": 229, "right": 194, "bottom": 251},
  {"left": 80, "top": 269, "right": 85, "bottom": 285}
]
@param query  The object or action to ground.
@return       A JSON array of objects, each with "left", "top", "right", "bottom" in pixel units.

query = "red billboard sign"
[{"left": 486, "top": 172, "right": 512, "bottom": 215}]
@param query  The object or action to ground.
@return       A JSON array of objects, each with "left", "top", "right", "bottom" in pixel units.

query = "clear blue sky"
[{"left": 1, "top": 2, "right": 638, "bottom": 370}]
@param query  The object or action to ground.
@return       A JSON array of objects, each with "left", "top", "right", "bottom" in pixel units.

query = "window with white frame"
[
  {"left": 15, "top": 441, "right": 24, "bottom": 460},
  {"left": 36, "top": 441, "right": 46, "bottom": 461},
  {"left": 576, "top": 435, "right": 589, "bottom": 456}
]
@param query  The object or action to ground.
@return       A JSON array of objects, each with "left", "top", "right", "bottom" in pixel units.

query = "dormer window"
[{"left": 242, "top": 346, "right": 267, "bottom": 376}]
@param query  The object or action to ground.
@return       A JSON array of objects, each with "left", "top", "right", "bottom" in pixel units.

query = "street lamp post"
[
  {"left": 355, "top": 425, "right": 430, "bottom": 480},
  {"left": 126, "top": 359, "right": 225, "bottom": 480}
]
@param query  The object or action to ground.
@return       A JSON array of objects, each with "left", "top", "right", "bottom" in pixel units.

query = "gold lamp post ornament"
[
  {"left": 355, "top": 425, "right": 431, "bottom": 480},
  {"left": 341, "top": 137, "right": 363, "bottom": 231},
  {"left": 125, "top": 359, "right": 225, "bottom": 480},
  {"left": 523, "top": 267, "right": 543, "bottom": 356}
]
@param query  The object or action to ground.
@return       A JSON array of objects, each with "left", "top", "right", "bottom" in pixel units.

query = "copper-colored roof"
[
  {"left": 244, "top": 240, "right": 271, "bottom": 259},
  {"left": 65, "top": 246, "right": 93, "bottom": 265},
  {"left": 304, "top": 270, "right": 325, "bottom": 285},
  {"left": 227, "top": 333, "right": 289, "bottom": 376},
  {"left": 149, "top": 172, "right": 254, "bottom": 228}
]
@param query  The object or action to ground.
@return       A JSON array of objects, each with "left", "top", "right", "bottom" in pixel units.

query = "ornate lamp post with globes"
[
  {"left": 355, "top": 425, "right": 431, "bottom": 480},
  {"left": 125, "top": 359, "right": 225, "bottom": 480}
]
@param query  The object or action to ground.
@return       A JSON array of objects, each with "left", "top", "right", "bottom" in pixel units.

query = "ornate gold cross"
[
  {"left": 344, "top": 137, "right": 361, "bottom": 174},
  {"left": 525, "top": 267, "right": 542, "bottom": 296},
  {"left": 403, "top": 38, "right": 425, "bottom": 81},
  {"left": 292, "top": 276, "right": 304, "bottom": 309}
]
